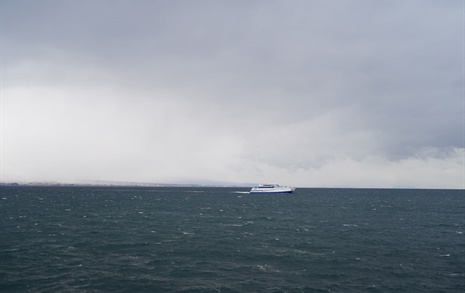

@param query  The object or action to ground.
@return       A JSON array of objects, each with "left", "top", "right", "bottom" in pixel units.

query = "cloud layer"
[{"left": 2, "top": 0, "right": 464, "bottom": 188}]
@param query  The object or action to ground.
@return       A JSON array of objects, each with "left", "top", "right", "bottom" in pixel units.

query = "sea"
[{"left": 0, "top": 186, "right": 463, "bottom": 292}]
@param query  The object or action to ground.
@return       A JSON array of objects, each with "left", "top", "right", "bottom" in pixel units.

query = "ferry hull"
[{"left": 249, "top": 190, "right": 294, "bottom": 194}]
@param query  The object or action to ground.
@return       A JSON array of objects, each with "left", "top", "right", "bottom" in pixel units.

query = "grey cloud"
[{"left": 2, "top": 0, "right": 463, "bottom": 187}]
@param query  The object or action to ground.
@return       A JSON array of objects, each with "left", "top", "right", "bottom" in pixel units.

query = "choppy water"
[{"left": 0, "top": 186, "right": 464, "bottom": 292}]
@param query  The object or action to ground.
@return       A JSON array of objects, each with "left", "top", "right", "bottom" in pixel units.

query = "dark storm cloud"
[{"left": 1, "top": 0, "right": 463, "bottom": 187}]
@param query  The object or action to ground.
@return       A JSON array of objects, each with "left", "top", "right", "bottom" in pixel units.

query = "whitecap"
[{"left": 256, "top": 264, "right": 280, "bottom": 273}]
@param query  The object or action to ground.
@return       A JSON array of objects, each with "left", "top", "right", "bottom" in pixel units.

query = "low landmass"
[{"left": 0, "top": 180, "right": 254, "bottom": 188}]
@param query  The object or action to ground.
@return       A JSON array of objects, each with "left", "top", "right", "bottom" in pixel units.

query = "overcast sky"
[{"left": 1, "top": 0, "right": 464, "bottom": 188}]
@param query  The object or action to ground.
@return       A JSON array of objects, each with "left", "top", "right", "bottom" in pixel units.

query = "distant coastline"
[
  {"left": 1, "top": 181, "right": 462, "bottom": 190},
  {"left": 0, "top": 181, "right": 253, "bottom": 188}
]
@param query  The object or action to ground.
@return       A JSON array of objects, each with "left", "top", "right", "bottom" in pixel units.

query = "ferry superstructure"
[{"left": 250, "top": 184, "right": 295, "bottom": 194}]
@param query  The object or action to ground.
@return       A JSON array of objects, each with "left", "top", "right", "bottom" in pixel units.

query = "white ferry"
[{"left": 250, "top": 184, "right": 296, "bottom": 194}]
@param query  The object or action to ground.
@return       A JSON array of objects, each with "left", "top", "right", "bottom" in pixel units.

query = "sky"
[{"left": 1, "top": 0, "right": 464, "bottom": 189}]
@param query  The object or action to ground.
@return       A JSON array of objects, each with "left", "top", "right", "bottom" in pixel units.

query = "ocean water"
[{"left": 0, "top": 186, "right": 463, "bottom": 292}]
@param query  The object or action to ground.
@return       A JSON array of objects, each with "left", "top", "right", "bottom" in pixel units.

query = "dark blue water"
[{"left": 0, "top": 186, "right": 463, "bottom": 292}]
